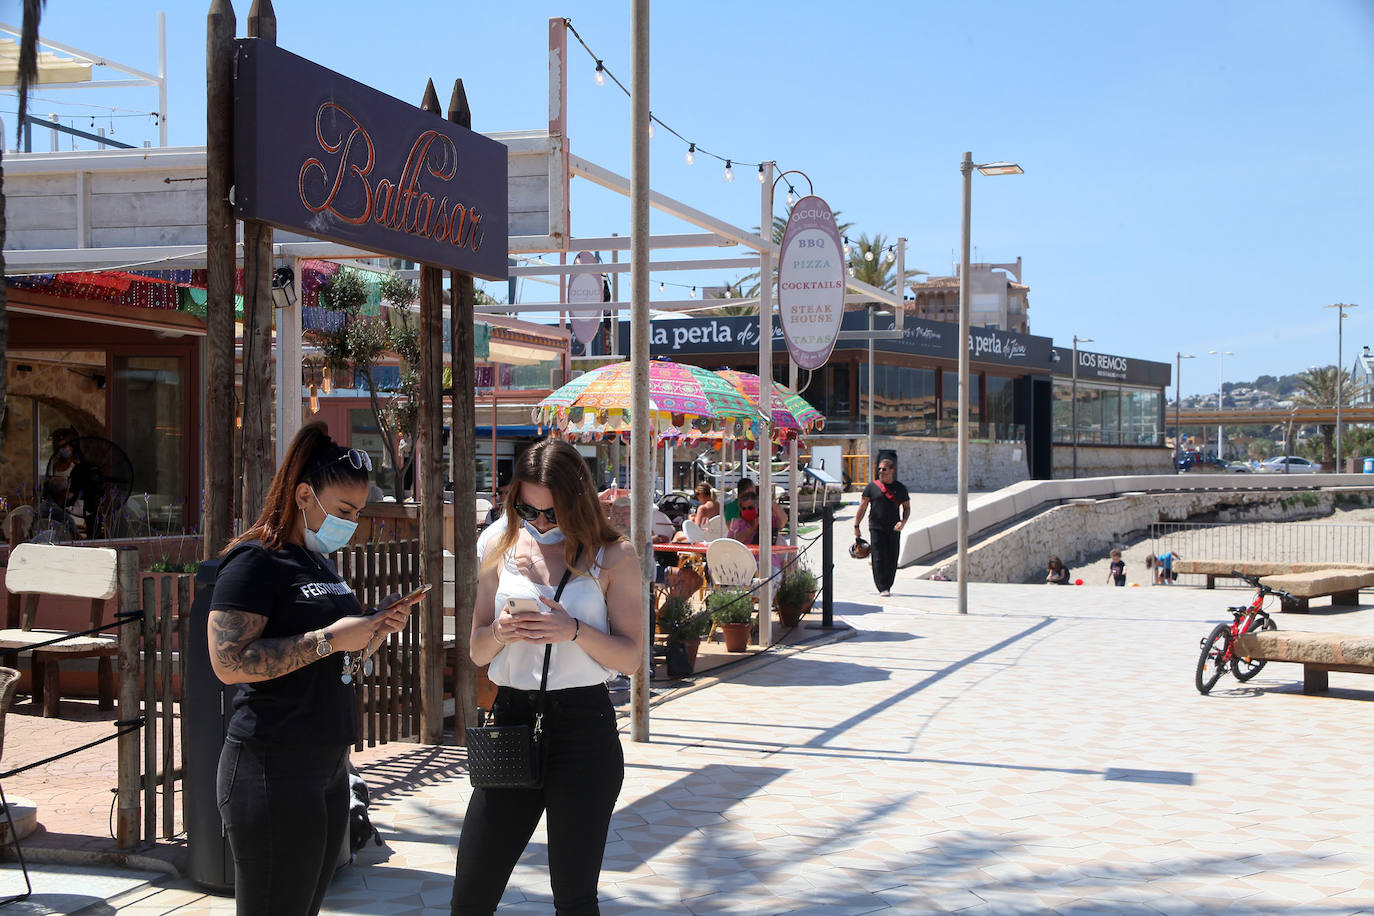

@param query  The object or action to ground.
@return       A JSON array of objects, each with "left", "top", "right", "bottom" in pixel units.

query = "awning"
[
  {"left": 488, "top": 340, "right": 553, "bottom": 366},
  {"left": 473, "top": 425, "right": 544, "bottom": 438}
]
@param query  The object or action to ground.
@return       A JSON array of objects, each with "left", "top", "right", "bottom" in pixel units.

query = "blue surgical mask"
[
  {"left": 522, "top": 520, "right": 566, "bottom": 545},
  {"left": 304, "top": 488, "right": 358, "bottom": 554}
]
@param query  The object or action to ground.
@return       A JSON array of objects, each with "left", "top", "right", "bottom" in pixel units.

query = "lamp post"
[
  {"left": 1207, "top": 350, "right": 1233, "bottom": 460},
  {"left": 1071, "top": 335, "right": 1093, "bottom": 478},
  {"left": 957, "top": 152, "right": 1022, "bottom": 616},
  {"left": 1326, "top": 303, "right": 1358, "bottom": 470},
  {"left": 1174, "top": 352, "right": 1195, "bottom": 470}
]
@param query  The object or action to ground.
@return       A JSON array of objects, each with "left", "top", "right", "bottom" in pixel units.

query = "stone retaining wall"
[{"left": 929, "top": 489, "right": 1374, "bottom": 584}]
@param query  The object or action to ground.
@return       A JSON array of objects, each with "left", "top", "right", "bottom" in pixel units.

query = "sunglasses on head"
[
  {"left": 513, "top": 501, "right": 557, "bottom": 524},
  {"left": 338, "top": 448, "right": 372, "bottom": 471}
]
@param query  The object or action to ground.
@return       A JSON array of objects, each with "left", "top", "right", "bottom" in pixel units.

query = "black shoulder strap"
[{"left": 535, "top": 545, "right": 582, "bottom": 707}]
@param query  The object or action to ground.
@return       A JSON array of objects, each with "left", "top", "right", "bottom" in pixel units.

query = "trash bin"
[
  {"left": 184, "top": 559, "right": 237, "bottom": 894},
  {"left": 1363, "top": 457, "right": 1374, "bottom": 474}
]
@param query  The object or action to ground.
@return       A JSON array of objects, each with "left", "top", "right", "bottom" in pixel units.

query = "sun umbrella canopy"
[
  {"left": 714, "top": 370, "right": 825, "bottom": 440},
  {"left": 534, "top": 360, "right": 763, "bottom": 437}
]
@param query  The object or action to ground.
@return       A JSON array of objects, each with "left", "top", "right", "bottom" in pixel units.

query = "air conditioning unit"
[{"left": 550, "top": 368, "right": 566, "bottom": 389}]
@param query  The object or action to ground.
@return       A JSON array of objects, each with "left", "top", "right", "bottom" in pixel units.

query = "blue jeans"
[
  {"left": 217, "top": 737, "right": 350, "bottom": 916},
  {"left": 452, "top": 685, "right": 623, "bottom": 915}
]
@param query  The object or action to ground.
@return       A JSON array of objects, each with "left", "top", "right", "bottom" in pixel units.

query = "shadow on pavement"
[
  {"left": 734, "top": 657, "right": 892, "bottom": 687},
  {"left": 831, "top": 600, "right": 885, "bottom": 616},
  {"left": 852, "top": 630, "right": 921, "bottom": 643}
]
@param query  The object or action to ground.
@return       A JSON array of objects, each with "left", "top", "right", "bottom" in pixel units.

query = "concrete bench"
[
  {"left": 1257, "top": 570, "right": 1374, "bottom": 612},
  {"left": 1232, "top": 631, "right": 1374, "bottom": 694},
  {"left": 1174, "top": 560, "right": 1374, "bottom": 589}
]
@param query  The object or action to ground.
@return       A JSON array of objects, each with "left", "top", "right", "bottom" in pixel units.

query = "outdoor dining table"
[{"left": 651, "top": 541, "right": 800, "bottom": 558}]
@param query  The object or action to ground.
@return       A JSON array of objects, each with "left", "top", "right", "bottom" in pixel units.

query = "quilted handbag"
[{"left": 466, "top": 550, "right": 578, "bottom": 789}]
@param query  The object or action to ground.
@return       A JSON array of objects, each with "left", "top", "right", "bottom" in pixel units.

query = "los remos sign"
[
  {"left": 777, "top": 196, "right": 845, "bottom": 370},
  {"left": 232, "top": 39, "right": 508, "bottom": 279}
]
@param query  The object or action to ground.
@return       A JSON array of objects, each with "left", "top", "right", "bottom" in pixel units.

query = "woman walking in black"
[
  {"left": 208, "top": 423, "right": 420, "bottom": 915},
  {"left": 452, "top": 438, "right": 644, "bottom": 915}
]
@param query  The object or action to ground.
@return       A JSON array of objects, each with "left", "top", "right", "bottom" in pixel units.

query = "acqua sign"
[
  {"left": 232, "top": 39, "right": 508, "bottom": 280},
  {"left": 776, "top": 195, "right": 845, "bottom": 370}
]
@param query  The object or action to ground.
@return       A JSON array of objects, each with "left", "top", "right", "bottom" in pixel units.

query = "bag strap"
[
  {"left": 874, "top": 479, "right": 898, "bottom": 503},
  {"left": 532, "top": 545, "right": 582, "bottom": 735}
]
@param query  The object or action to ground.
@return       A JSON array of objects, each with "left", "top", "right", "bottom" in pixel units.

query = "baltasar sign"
[
  {"left": 776, "top": 195, "right": 845, "bottom": 370},
  {"left": 232, "top": 39, "right": 508, "bottom": 279}
]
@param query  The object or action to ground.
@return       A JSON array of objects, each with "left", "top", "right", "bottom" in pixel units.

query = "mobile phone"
[
  {"left": 392, "top": 583, "right": 432, "bottom": 606},
  {"left": 505, "top": 597, "right": 545, "bottom": 616}
]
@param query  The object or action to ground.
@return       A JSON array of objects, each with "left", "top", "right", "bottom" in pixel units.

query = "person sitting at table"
[
  {"left": 726, "top": 489, "right": 786, "bottom": 546},
  {"left": 690, "top": 483, "right": 720, "bottom": 529},
  {"left": 722, "top": 478, "right": 753, "bottom": 526}
]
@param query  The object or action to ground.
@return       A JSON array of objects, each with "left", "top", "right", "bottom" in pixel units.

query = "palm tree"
[
  {"left": 1292, "top": 365, "right": 1363, "bottom": 465},
  {"left": 0, "top": 0, "right": 48, "bottom": 455}
]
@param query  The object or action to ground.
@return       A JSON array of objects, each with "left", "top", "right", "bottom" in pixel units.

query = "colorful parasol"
[
  {"left": 534, "top": 360, "right": 763, "bottom": 441},
  {"left": 713, "top": 370, "right": 825, "bottom": 441}
]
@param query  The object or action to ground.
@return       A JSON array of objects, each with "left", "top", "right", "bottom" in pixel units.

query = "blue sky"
[{"left": 7, "top": 0, "right": 1374, "bottom": 396}]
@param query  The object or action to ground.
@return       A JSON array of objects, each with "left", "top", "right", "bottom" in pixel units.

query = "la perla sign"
[{"left": 777, "top": 195, "right": 845, "bottom": 370}]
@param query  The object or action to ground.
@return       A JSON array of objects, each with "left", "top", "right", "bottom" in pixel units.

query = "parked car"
[
  {"left": 1261, "top": 456, "right": 1321, "bottom": 473},
  {"left": 1225, "top": 462, "right": 1252, "bottom": 473}
]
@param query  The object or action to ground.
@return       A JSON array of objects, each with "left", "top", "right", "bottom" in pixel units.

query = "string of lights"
[{"left": 563, "top": 18, "right": 772, "bottom": 184}]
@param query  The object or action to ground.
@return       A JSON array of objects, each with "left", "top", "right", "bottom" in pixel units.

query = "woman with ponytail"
[{"left": 208, "top": 422, "right": 421, "bottom": 915}]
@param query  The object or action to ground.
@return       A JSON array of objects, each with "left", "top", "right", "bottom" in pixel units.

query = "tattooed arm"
[{"left": 207, "top": 610, "right": 329, "bottom": 685}]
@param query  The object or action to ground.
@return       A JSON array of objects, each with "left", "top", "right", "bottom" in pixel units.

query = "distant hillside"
[{"left": 1224, "top": 373, "right": 1305, "bottom": 397}]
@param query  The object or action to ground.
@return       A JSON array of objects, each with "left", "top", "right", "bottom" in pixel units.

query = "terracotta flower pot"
[
  {"left": 775, "top": 591, "right": 815, "bottom": 627},
  {"left": 721, "top": 622, "right": 751, "bottom": 652},
  {"left": 684, "top": 638, "right": 701, "bottom": 668}
]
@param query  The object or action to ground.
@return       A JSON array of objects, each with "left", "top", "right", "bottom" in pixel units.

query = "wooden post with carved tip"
[
  {"left": 417, "top": 80, "right": 447, "bottom": 745},
  {"left": 448, "top": 79, "right": 478, "bottom": 744}
]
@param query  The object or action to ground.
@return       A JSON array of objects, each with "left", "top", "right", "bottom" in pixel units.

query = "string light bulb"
[
  {"left": 309, "top": 385, "right": 320, "bottom": 414},
  {"left": 757, "top": 163, "right": 766, "bottom": 183},
  {"left": 724, "top": 160, "right": 734, "bottom": 183},
  {"left": 786, "top": 185, "right": 795, "bottom": 206},
  {"left": 864, "top": 249, "right": 875, "bottom": 262},
  {"left": 885, "top": 247, "right": 896, "bottom": 263},
  {"left": 659, "top": 281, "right": 665, "bottom": 292},
  {"left": 689, "top": 286, "right": 697, "bottom": 299},
  {"left": 685, "top": 143, "right": 695, "bottom": 165},
  {"left": 647, "top": 114, "right": 654, "bottom": 139},
  {"left": 594, "top": 60, "right": 605, "bottom": 86},
  {"left": 321, "top": 367, "right": 332, "bottom": 394}
]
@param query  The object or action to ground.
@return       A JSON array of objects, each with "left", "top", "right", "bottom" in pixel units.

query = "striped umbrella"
[
  {"left": 534, "top": 360, "right": 763, "bottom": 440},
  {"left": 714, "top": 370, "right": 825, "bottom": 441}
]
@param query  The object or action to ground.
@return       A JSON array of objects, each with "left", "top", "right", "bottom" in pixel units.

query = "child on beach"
[
  {"left": 1107, "top": 549, "right": 1126, "bottom": 587},
  {"left": 1145, "top": 550, "right": 1181, "bottom": 585}
]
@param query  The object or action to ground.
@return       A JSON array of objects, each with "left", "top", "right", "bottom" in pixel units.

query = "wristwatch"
[{"left": 314, "top": 629, "right": 333, "bottom": 657}]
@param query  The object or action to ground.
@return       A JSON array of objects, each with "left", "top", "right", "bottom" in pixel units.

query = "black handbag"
[{"left": 466, "top": 550, "right": 578, "bottom": 789}]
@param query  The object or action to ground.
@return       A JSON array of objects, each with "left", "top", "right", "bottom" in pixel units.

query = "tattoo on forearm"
[{"left": 208, "top": 610, "right": 318, "bottom": 681}]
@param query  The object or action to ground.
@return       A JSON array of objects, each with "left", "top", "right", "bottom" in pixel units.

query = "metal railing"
[{"left": 1149, "top": 521, "right": 1374, "bottom": 580}]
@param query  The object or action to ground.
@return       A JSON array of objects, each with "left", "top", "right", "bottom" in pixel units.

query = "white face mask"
[
  {"left": 303, "top": 487, "right": 358, "bottom": 554},
  {"left": 522, "top": 520, "right": 566, "bottom": 545}
]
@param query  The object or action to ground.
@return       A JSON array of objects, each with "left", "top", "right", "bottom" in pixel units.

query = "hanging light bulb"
[
  {"left": 690, "top": 286, "right": 697, "bottom": 299},
  {"left": 321, "top": 366, "right": 333, "bottom": 394},
  {"left": 647, "top": 114, "right": 654, "bottom": 139},
  {"left": 885, "top": 247, "right": 896, "bottom": 263},
  {"left": 309, "top": 385, "right": 320, "bottom": 414},
  {"left": 235, "top": 399, "right": 243, "bottom": 430},
  {"left": 757, "top": 163, "right": 766, "bottom": 183},
  {"left": 786, "top": 186, "right": 795, "bottom": 207},
  {"left": 864, "top": 249, "right": 875, "bottom": 262},
  {"left": 594, "top": 60, "right": 605, "bottom": 86},
  {"left": 724, "top": 160, "right": 734, "bottom": 183},
  {"left": 659, "top": 281, "right": 665, "bottom": 292},
  {"left": 847, "top": 266, "right": 856, "bottom": 277},
  {"left": 685, "top": 143, "right": 695, "bottom": 165}
]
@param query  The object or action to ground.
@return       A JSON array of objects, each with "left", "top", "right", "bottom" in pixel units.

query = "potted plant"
[
  {"left": 708, "top": 588, "right": 753, "bottom": 652},
  {"left": 658, "top": 593, "right": 713, "bottom": 672},
  {"left": 775, "top": 566, "right": 818, "bottom": 627}
]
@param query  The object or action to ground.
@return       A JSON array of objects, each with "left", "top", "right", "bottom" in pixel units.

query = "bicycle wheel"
[
  {"left": 1232, "top": 617, "right": 1277, "bottom": 681},
  {"left": 1195, "top": 623, "right": 1232, "bottom": 695}
]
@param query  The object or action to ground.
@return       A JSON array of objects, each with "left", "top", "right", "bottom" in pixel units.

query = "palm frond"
[{"left": 16, "top": 0, "right": 48, "bottom": 146}]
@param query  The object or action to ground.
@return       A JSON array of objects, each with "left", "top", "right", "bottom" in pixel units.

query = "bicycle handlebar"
[{"left": 1227, "top": 569, "right": 1295, "bottom": 604}]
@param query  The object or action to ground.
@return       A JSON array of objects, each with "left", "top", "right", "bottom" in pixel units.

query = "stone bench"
[
  {"left": 1257, "top": 570, "right": 1374, "bottom": 612},
  {"left": 1174, "top": 560, "right": 1374, "bottom": 589},
  {"left": 1232, "top": 631, "right": 1374, "bottom": 694}
]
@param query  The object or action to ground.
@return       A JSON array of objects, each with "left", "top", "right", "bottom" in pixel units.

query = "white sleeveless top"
[{"left": 486, "top": 542, "right": 615, "bottom": 690}]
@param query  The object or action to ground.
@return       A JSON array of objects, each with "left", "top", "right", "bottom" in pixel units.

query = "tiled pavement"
[{"left": 9, "top": 499, "right": 1374, "bottom": 914}]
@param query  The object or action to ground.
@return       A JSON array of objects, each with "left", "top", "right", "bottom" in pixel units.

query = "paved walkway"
[{"left": 8, "top": 497, "right": 1374, "bottom": 914}]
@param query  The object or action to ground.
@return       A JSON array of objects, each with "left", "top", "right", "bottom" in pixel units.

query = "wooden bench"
[
  {"left": 1174, "top": 560, "right": 1374, "bottom": 589},
  {"left": 1257, "top": 570, "right": 1374, "bottom": 612},
  {"left": 1232, "top": 630, "right": 1374, "bottom": 694},
  {"left": 0, "top": 544, "right": 120, "bottom": 717}
]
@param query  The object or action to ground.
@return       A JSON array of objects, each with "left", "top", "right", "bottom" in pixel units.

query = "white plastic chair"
[
  {"left": 705, "top": 538, "right": 757, "bottom": 588},
  {"left": 680, "top": 518, "right": 707, "bottom": 543},
  {"left": 703, "top": 514, "right": 726, "bottom": 541},
  {"left": 652, "top": 509, "right": 676, "bottom": 542}
]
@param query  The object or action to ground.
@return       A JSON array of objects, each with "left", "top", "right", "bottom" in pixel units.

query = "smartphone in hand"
[
  {"left": 505, "top": 597, "right": 544, "bottom": 617},
  {"left": 377, "top": 583, "right": 431, "bottom": 613}
]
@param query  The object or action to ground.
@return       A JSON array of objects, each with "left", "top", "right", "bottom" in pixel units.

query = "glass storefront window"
[
  {"left": 1052, "top": 379, "right": 1162, "bottom": 446},
  {"left": 114, "top": 356, "right": 185, "bottom": 535}
]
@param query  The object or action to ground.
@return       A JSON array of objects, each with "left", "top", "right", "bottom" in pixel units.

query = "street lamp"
[
  {"left": 1071, "top": 335, "right": 1093, "bottom": 478},
  {"left": 1174, "top": 352, "right": 1195, "bottom": 469},
  {"left": 957, "top": 152, "right": 1022, "bottom": 616},
  {"left": 1325, "top": 302, "right": 1359, "bottom": 469},
  {"left": 1207, "top": 349, "right": 1233, "bottom": 460}
]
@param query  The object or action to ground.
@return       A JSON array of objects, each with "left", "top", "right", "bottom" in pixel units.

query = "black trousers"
[
  {"left": 869, "top": 524, "right": 900, "bottom": 592},
  {"left": 217, "top": 736, "right": 350, "bottom": 916},
  {"left": 452, "top": 684, "right": 624, "bottom": 915}
]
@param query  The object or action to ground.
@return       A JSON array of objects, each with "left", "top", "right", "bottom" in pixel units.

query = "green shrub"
[
  {"left": 776, "top": 566, "right": 818, "bottom": 607},
  {"left": 708, "top": 588, "right": 753, "bottom": 625}
]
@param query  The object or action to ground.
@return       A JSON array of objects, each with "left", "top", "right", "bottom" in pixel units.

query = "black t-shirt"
[
  {"left": 862, "top": 480, "right": 910, "bottom": 530},
  {"left": 212, "top": 541, "right": 361, "bottom": 746}
]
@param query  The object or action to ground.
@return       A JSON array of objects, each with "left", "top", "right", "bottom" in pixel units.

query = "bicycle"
[{"left": 1194, "top": 570, "right": 1294, "bottom": 695}]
